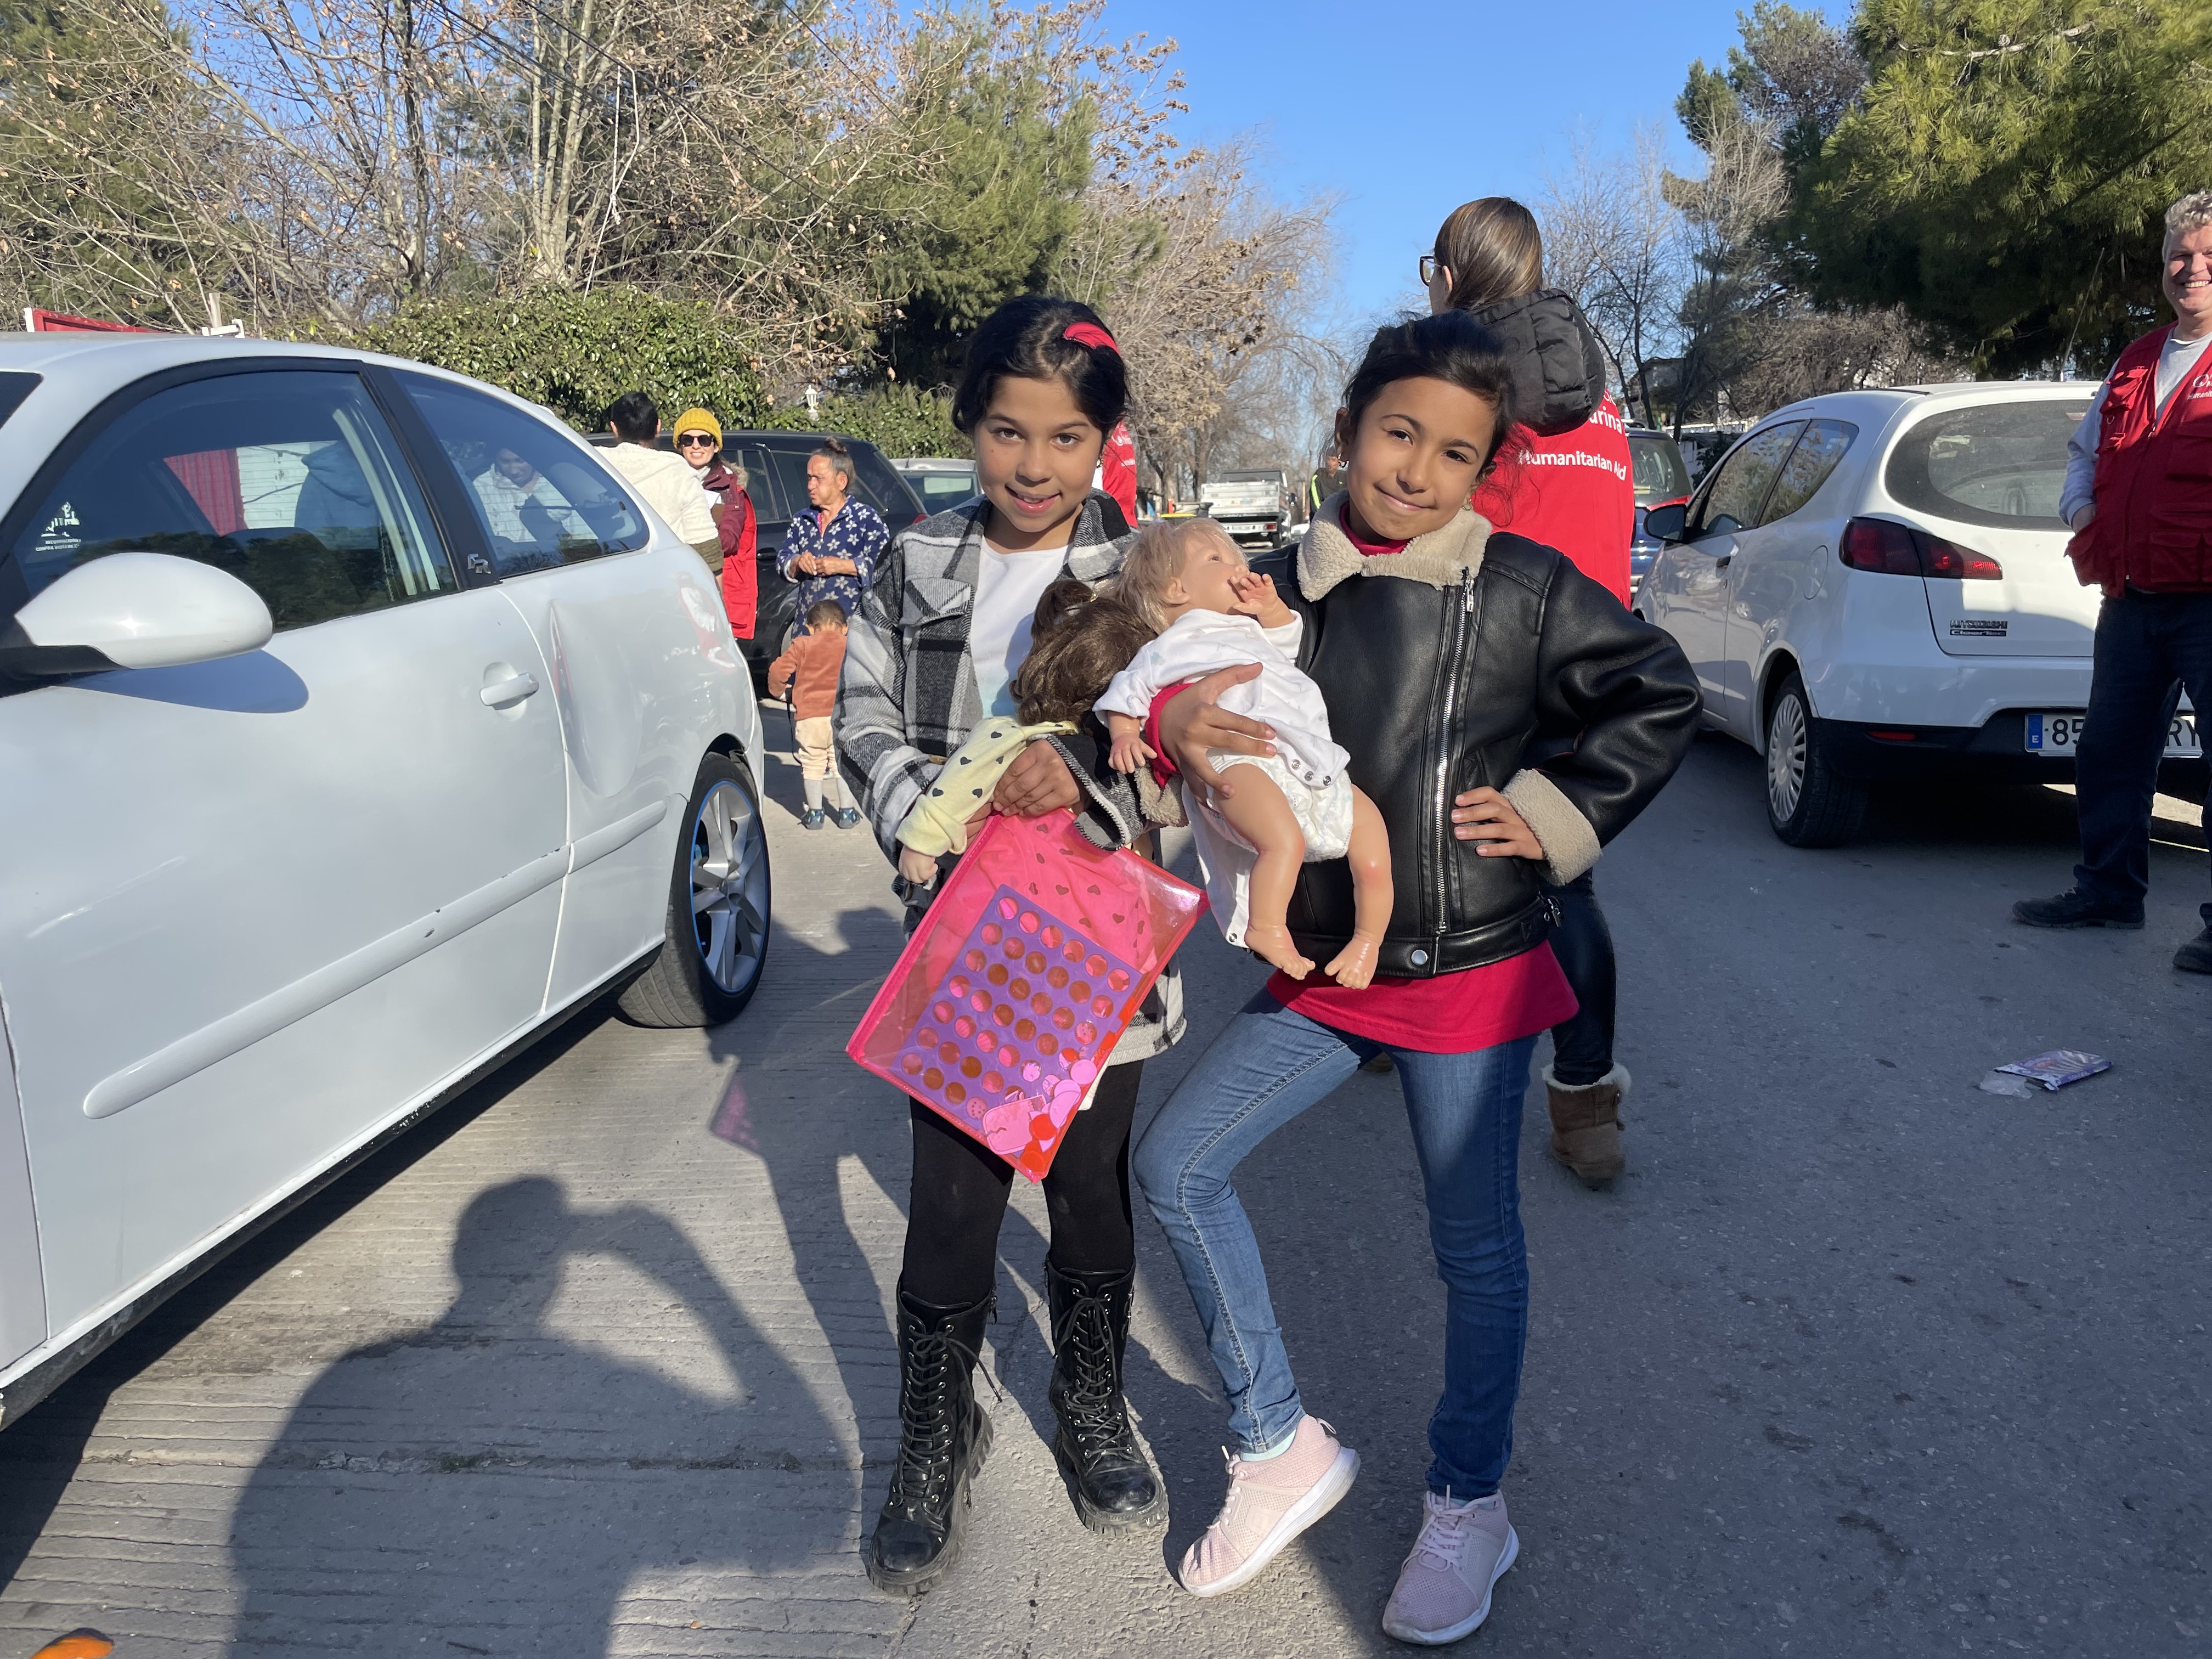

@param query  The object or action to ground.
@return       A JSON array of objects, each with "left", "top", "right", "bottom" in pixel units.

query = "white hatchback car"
[
  {"left": 0, "top": 335, "right": 771, "bottom": 1426},
  {"left": 1640, "top": 381, "right": 2204, "bottom": 845}
]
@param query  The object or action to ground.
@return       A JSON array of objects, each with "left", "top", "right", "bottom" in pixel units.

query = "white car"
[
  {"left": 0, "top": 335, "right": 772, "bottom": 1426},
  {"left": 1640, "top": 381, "right": 2201, "bottom": 846}
]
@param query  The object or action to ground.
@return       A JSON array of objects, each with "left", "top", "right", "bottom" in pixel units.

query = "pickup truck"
[{"left": 1199, "top": 469, "right": 1290, "bottom": 549}]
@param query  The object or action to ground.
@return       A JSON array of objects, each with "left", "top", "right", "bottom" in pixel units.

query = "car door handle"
[{"left": 479, "top": 672, "right": 539, "bottom": 707}]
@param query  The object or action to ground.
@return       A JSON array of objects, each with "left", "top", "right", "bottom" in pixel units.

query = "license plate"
[{"left": 2025, "top": 711, "right": 2201, "bottom": 757}]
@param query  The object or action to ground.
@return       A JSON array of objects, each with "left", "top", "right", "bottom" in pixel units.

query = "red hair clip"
[{"left": 1061, "top": 322, "right": 1118, "bottom": 353}]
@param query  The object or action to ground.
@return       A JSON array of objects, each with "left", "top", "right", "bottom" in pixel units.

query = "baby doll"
[
  {"left": 894, "top": 579, "right": 1157, "bottom": 890},
  {"left": 1094, "top": 519, "right": 1391, "bottom": 988}
]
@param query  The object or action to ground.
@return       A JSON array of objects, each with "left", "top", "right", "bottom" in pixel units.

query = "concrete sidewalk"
[{"left": 3, "top": 717, "right": 2208, "bottom": 1656}]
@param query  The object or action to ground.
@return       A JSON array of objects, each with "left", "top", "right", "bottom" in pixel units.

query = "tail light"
[{"left": 1839, "top": 516, "right": 2002, "bottom": 580}]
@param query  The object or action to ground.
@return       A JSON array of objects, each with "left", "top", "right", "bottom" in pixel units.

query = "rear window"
[
  {"left": 901, "top": 466, "right": 978, "bottom": 513},
  {"left": 1884, "top": 400, "right": 2089, "bottom": 530},
  {"left": 0, "top": 371, "right": 40, "bottom": 431},
  {"left": 1627, "top": 433, "right": 1691, "bottom": 504}
]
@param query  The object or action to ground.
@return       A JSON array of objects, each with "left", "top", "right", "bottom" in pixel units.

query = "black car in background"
[{"left": 588, "top": 427, "right": 923, "bottom": 672}]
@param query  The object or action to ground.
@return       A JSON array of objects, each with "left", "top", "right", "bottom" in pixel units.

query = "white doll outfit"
[{"left": 1096, "top": 610, "right": 1353, "bottom": 948}]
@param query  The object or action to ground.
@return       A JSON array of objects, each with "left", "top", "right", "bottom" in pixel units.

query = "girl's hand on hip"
[
  {"left": 994, "top": 740, "right": 1080, "bottom": 817},
  {"left": 1160, "top": 665, "right": 1274, "bottom": 799},
  {"left": 1452, "top": 786, "right": 1543, "bottom": 859}
]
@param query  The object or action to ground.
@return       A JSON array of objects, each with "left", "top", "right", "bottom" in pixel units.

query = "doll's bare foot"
[
  {"left": 1325, "top": 937, "right": 1380, "bottom": 989},
  {"left": 1244, "top": 923, "right": 1315, "bottom": 980}
]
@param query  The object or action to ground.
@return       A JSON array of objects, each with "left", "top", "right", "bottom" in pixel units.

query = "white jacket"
[
  {"left": 603, "top": 442, "right": 718, "bottom": 544},
  {"left": 1094, "top": 610, "right": 1349, "bottom": 787}
]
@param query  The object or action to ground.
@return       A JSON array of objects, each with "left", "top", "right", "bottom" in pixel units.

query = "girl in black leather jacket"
[{"left": 1128, "top": 311, "right": 1699, "bottom": 1637}]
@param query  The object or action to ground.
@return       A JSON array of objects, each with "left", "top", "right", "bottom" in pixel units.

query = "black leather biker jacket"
[{"left": 1250, "top": 501, "right": 1702, "bottom": 978}]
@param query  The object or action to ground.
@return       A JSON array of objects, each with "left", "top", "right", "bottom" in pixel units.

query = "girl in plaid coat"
[{"left": 836, "top": 296, "right": 1183, "bottom": 1594}]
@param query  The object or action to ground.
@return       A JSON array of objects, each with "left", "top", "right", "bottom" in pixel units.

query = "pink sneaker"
[
  {"left": 1381, "top": 1489, "right": 1519, "bottom": 1644},
  {"left": 1178, "top": 1415, "right": 1359, "bottom": 1598}
]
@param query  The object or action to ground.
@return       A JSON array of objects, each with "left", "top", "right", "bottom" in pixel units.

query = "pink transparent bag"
[{"left": 847, "top": 808, "right": 1205, "bottom": 1181}]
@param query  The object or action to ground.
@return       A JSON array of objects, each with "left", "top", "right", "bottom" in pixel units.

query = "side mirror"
[
  {"left": 0, "top": 552, "right": 274, "bottom": 681},
  {"left": 1643, "top": 502, "right": 1689, "bottom": 544}
]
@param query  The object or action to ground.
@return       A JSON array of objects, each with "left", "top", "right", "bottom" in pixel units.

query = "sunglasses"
[{"left": 676, "top": 433, "right": 717, "bottom": 449}]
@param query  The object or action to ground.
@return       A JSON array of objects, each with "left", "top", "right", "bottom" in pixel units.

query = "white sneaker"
[
  {"left": 1380, "top": 1488, "right": 1519, "bottom": 1644},
  {"left": 1178, "top": 1415, "right": 1359, "bottom": 1598}
]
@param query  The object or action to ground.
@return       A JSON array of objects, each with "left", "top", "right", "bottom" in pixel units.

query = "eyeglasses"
[
  {"left": 1419, "top": 255, "right": 1440, "bottom": 287},
  {"left": 676, "top": 433, "right": 717, "bottom": 449}
]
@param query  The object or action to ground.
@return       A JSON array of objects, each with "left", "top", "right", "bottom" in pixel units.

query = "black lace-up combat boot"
[
  {"left": 1045, "top": 1261, "right": 1164, "bottom": 1531},
  {"left": 865, "top": 1286, "right": 994, "bottom": 1594}
]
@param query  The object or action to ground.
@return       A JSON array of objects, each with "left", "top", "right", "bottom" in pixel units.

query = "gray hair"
[{"left": 2165, "top": 191, "right": 2212, "bottom": 243}]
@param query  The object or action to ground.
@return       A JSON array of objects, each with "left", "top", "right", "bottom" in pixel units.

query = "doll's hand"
[
  {"left": 1231, "top": 570, "right": 1293, "bottom": 628},
  {"left": 897, "top": 845, "right": 939, "bottom": 887},
  {"left": 1109, "top": 732, "right": 1155, "bottom": 774}
]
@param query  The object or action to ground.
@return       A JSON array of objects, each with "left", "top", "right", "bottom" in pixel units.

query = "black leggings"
[
  {"left": 1544, "top": 870, "right": 1617, "bottom": 1086},
  {"left": 899, "top": 1060, "right": 1143, "bottom": 1307}
]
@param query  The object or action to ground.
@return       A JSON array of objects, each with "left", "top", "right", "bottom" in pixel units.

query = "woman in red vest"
[{"left": 1427, "top": 196, "right": 1639, "bottom": 1184}]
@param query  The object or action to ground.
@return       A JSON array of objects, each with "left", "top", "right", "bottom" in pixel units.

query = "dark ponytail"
[
  {"left": 1341, "top": 311, "right": 1520, "bottom": 473},
  {"left": 952, "top": 296, "right": 1128, "bottom": 438}
]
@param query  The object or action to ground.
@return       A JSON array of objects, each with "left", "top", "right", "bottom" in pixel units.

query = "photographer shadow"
[{"left": 225, "top": 1176, "right": 841, "bottom": 1654}]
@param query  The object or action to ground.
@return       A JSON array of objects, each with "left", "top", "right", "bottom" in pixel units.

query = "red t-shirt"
[
  {"left": 1147, "top": 504, "right": 1577, "bottom": 1054},
  {"left": 1472, "top": 392, "right": 1634, "bottom": 605}
]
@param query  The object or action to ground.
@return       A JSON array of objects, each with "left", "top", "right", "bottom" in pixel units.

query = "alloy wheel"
[
  {"left": 1767, "top": 692, "right": 1808, "bottom": 826},
  {"left": 690, "top": 778, "right": 769, "bottom": 994}
]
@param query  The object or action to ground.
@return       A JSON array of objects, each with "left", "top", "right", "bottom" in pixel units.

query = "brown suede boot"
[{"left": 1544, "top": 1063, "right": 1628, "bottom": 1187}]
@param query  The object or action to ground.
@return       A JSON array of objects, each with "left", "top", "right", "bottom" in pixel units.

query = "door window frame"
[
  {"left": 1685, "top": 420, "right": 1807, "bottom": 539},
  {"left": 0, "top": 357, "right": 478, "bottom": 626}
]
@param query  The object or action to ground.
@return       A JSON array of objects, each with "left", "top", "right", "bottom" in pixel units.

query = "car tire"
[
  {"left": 618, "top": 752, "right": 772, "bottom": 1028},
  {"left": 1764, "top": 672, "right": 1868, "bottom": 848}
]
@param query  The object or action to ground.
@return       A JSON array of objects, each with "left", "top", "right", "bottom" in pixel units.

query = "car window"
[
  {"left": 398, "top": 373, "right": 648, "bottom": 574},
  {"left": 902, "top": 467, "right": 980, "bottom": 514},
  {"left": 1884, "top": 399, "right": 2089, "bottom": 529},
  {"left": 1689, "top": 422, "right": 1804, "bottom": 537},
  {"left": 847, "top": 443, "right": 923, "bottom": 525},
  {"left": 0, "top": 371, "right": 40, "bottom": 431},
  {"left": 9, "top": 369, "right": 456, "bottom": 630},
  {"left": 730, "top": 444, "right": 785, "bottom": 521},
  {"left": 1627, "top": 433, "right": 1691, "bottom": 504},
  {"left": 765, "top": 440, "right": 917, "bottom": 529},
  {"left": 1759, "top": 419, "right": 1859, "bottom": 524}
]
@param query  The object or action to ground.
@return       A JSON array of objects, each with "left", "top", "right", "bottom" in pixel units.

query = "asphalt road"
[{"left": 2, "top": 716, "right": 2208, "bottom": 1658}]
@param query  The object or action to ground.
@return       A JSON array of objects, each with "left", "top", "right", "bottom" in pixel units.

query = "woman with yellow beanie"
[{"left": 672, "top": 407, "right": 758, "bottom": 640}]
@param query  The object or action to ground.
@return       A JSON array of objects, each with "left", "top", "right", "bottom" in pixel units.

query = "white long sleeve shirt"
[
  {"left": 602, "top": 442, "right": 718, "bottom": 544},
  {"left": 2059, "top": 329, "right": 2212, "bottom": 529},
  {"left": 1095, "top": 609, "right": 1350, "bottom": 788}
]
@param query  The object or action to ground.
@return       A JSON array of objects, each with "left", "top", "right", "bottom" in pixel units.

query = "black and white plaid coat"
[{"left": 835, "top": 491, "right": 1184, "bottom": 1063}]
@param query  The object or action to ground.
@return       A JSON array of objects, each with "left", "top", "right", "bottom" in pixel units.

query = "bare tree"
[{"left": 1539, "top": 124, "right": 1685, "bottom": 426}]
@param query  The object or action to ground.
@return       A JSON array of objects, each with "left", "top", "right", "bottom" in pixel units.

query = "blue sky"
[{"left": 1093, "top": 0, "right": 1851, "bottom": 326}]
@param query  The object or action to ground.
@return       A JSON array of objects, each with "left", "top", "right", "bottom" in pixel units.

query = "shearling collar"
[{"left": 1296, "top": 493, "right": 1493, "bottom": 601}]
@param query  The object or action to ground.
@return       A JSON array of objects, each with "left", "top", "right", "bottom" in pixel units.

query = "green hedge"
[
  {"left": 764, "top": 383, "right": 964, "bottom": 459},
  {"left": 348, "top": 287, "right": 769, "bottom": 433}
]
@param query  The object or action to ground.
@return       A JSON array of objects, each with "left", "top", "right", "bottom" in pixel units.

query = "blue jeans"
[
  {"left": 2074, "top": 588, "right": 2212, "bottom": 924},
  {"left": 1132, "top": 990, "right": 1536, "bottom": 1498}
]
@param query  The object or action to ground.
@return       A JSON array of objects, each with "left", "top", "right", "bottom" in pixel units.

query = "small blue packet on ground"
[{"left": 1992, "top": 1049, "right": 2111, "bottom": 1091}]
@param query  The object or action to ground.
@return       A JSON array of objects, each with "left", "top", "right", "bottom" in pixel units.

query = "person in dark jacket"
[
  {"left": 1129, "top": 311, "right": 1699, "bottom": 1641},
  {"left": 1426, "top": 195, "right": 1641, "bottom": 1187}
]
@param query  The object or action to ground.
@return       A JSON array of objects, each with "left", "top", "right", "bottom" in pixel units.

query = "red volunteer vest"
[
  {"left": 1470, "top": 393, "right": 1635, "bottom": 605},
  {"left": 2068, "top": 326, "right": 2212, "bottom": 593}
]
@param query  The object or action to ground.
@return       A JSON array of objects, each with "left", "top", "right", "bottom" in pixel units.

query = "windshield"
[
  {"left": 1884, "top": 399, "right": 2090, "bottom": 530},
  {"left": 1627, "top": 433, "right": 1691, "bottom": 504}
]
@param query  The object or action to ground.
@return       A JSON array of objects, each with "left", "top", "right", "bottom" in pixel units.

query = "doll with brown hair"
[
  {"left": 1094, "top": 519, "right": 1392, "bottom": 988},
  {"left": 893, "top": 579, "right": 1157, "bottom": 887}
]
